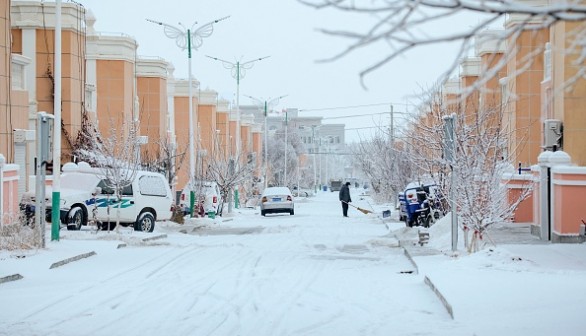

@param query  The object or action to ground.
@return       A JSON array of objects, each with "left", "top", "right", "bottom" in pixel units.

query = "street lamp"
[
  {"left": 311, "top": 125, "right": 319, "bottom": 193},
  {"left": 205, "top": 55, "right": 269, "bottom": 162},
  {"left": 245, "top": 94, "right": 287, "bottom": 189},
  {"left": 284, "top": 109, "right": 289, "bottom": 187},
  {"left": 147, "top": 15, "right": 228, "bottom": 216}
]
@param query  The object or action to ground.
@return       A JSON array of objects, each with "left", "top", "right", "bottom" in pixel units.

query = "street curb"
[
  {"left": 402, "top": 247, "right": 419, "bottom": 274},
  {"left": 49, "top": 251, "right": 97, "bottom": 269},
  {"left": 142, "top": 234, "right": 167, "bottom": 242},
  {"left": 0, "top": 274, "right": 24, "bottom": 285},
  {"left": 424, "top": 276, "right": 454, "bottom": 319},
  {"left": 402, "top": 244, "right": 454, "bottom": 320}
]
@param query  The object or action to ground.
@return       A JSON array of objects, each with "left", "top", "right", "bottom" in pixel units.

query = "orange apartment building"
[
  {"left": 136, "top": 56, "right": 170, "bottom": 163},
  {"left": 241, "top": 113, "right": 253, "bottom": 161},
  {"left": 215, "top": 98, "right": 231, "bottom": 159},
  {"left": 251, "top": 123, "right": 263, "bottom": 179},
  {"left": 86, "top": 16, "right": 138, "bottom": 140},
  {"left": 533, "top": 16, "right": 586, "bottom": 243},
  {"left": 198, "top": 89, "right": 219, "bottom": 176},
  {"left": 10, "top": 1, "right": 85, "bottom": 184},
  {"left": 503, "top": 14, "right": 549, "bottom": 167},
  {"left": 548, "top": 20, "right": 586, "bottom": 164},
  {"left": 1, "top": 0, "right": 29, "bottom": 221},
  {"left": 171, "top": 78, "right": 200, "bottom": 191}
]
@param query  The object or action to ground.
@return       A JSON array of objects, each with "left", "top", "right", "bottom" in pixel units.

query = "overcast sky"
[{"left": 79, "top": 0, "right": 479, "bottom": 142}]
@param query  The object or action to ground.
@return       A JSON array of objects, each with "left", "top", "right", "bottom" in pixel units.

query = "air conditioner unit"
[{"left": 543, "top": 119, "right": 563, "bottom": 150}]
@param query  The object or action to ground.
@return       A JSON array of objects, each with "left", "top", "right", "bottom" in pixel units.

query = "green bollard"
[
  {"left": 234, "top": 189, "right": 240, "bottom": 209},
  {"left": 190, "top": 190, "right": 195, "bottom": 218}
]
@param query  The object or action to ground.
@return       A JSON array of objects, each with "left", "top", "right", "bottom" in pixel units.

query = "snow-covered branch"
[{"left": 301, "top": 0, "right": 586, "bottom": 85}]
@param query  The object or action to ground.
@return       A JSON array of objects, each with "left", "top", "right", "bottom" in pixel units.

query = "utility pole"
[
  {"left": 312, "top": 125, "right": 317, "bottom": 193},
  {"left": 284, "top": 109, "right": 288, "bottom": 186}
]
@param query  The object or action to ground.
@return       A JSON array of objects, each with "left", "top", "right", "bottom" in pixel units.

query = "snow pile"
[{"left": 426, "top": 212, "right": 466, "bottom": 252}]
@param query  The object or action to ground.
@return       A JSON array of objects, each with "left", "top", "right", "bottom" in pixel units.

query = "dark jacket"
[{"left": 339, "top": 184, "right": 351, "bottom": 203}]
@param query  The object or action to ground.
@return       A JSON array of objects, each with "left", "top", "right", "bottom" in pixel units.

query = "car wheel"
[
  {"left": 290, "top": 209, "right": 294, "bottom": 215},
  {"left": 261, "top": 210, "right": 266, "bottom": 216},
  {"left": 66, "top": 207, "right": 85, "bottom": 231},
  {"left": 135, "top": 212, "right": 155, "bottom": 232}
]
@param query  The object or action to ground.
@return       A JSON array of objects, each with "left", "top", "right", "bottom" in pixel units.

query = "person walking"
[{"left": 339, "top": 182, "right": 352, "bottom": 217}]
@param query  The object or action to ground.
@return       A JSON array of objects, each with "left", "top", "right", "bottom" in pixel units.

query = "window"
[
  {"left": 139, "top": 175, "right": 168, "bottom": 197},
  {"left": 98, "top": 179, "right": 133, "bottom": 196}
]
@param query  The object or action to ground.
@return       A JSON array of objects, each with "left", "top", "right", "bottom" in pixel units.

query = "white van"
[
  {"left": 21, "top": 162, "right": 173, "bottom": 232},
  {"left": 179, "top": 180, "right": 223, "bottom": 216}
]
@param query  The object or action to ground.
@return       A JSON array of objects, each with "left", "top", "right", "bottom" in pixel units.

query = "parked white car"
[
  {"left": 20, "top": 162, "right": 173, "bottom": 232},
  {"left": 260, "top": 186, "right": 294, "bottom": 216},
  {"left": 180, "top": 180, "right": 223, "bottom": 216}
]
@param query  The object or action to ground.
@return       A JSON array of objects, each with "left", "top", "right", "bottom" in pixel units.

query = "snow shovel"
[{"left": 342, "top": 201, "right": 373, "bottom": 215}]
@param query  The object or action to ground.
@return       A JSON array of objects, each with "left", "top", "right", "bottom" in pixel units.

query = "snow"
[{"left": 1, "top": 189, "right": 586, "bottom": 336}]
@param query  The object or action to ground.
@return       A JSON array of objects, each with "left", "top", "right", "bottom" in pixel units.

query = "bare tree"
[
  {"left": 69, "top": 112, "right": 102, "bottom": 165},
  {"left": 140, "top": 136, "right": 186, "bottom": 189},
  {"left": 205, "top": 131, "right": 255, "bottom": 214},
  {"left": 93, "top": 119, "right": 142, "bottom": 232}
]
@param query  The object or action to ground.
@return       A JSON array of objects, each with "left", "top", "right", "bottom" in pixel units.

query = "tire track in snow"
[
  {"left": 18, "top": 244, "right": 198, "bottom": 321},
  {"left": 86, "top": 243, "right": 259, "bottom": 336}
]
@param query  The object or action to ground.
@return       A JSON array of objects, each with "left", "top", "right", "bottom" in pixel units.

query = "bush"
[{"left": 0, "top": 214, "right": 41, "bottom": 250}]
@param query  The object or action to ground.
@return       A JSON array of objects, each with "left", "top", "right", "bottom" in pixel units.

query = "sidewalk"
[{"left": 395, "top": 222, "right": 586, "bottom": 336}]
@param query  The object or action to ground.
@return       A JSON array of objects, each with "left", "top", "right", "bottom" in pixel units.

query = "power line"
[
  {"left": 345, "top": 125, "right": 389, "bottom": 131},
  {"left": 298, "top": 102, "right": 392, "bottom": 112},
  {"left": 322, "top": 112, "right": 390, "bottom": 120}
]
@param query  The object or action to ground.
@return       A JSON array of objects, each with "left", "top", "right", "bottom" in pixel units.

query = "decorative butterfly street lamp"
[
  {"left": 147, "top": 16, "right": 229, "bottom": 217},
  {"left": 205, "top": 55, "right": 270, "bottom": 164}
]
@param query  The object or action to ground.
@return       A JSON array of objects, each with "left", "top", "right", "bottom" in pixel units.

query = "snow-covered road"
[{"left": 1, "top": 190, "right": 474, "bottom": 336}]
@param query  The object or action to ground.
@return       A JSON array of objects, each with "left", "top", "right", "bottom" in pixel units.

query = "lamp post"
[
  {"left": 244, "top": 94, "right": 287, "bottom": 189},
  {"left": 284, "top": 109, "right": 289, "bottom": 187},
  {"left": 51, "top": 0, "right": 62, "bottom": 241},
  {"left": 311, "top": 125, "right": 318, "bottom": 193},
  {"left": 205, "top": 55, "right": 269, "bottom": 162},
  {"left": 147, "top": 16, "right": 228, "bottom": 217}
]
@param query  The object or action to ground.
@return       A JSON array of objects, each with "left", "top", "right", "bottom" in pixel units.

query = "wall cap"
[{"left": 551, "top": 166, "right": 586, "bottom": 174}]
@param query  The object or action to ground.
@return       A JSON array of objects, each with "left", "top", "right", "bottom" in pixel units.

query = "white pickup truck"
[{"left": 21, "top": 162, "right": 173, "bottom": 232}]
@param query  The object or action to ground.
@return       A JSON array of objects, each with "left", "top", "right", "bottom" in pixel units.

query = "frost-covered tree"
[
  {"left": 449, "top": 104, "right": 531, "bottom": 252},
  {"left": 266, "top": 125, "right": 305, "bottom": 188},
  {"left": 351, "top": 131, "right": 413, "bottom": 204},
  {"left": 398, "top": 86, "right": 531, "bottom": 251}
]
